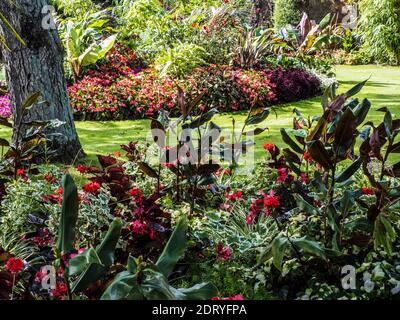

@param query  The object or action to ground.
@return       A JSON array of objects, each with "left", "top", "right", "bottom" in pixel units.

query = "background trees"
[{"left": 358, "top": 0, "right": 400, "bottom": 65}]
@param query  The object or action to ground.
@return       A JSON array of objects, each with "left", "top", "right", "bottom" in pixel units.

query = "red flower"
[
  {"left": 76, "top": 164, "right": 89, "bottom": 174},
  {"left": 6, "top": 257, "right": 24, "bottom": 273},
  {"left": 56, "top": 186, "right": 63, "bottom": 195},
  {"left": 263, "top": 190, "right": 280, "bottom": 209},
  {"left": 263, "top": 143, "right": 275, "bottom": 152},
  {"left": 277, "top": 167, "right": 288, "bottom": 183},
  {"left": 16, "top": 169, "right": 25, "bottom": 176},
  {"left": 129, "top": 188, "right": 143, "bottom": 198},
  {"left": 114, "top": 151, "right": 121, "bottom": 158},
  {"left": 51, "top": 282, "right": 68, "bottom": 298},
  {"left": 225, "top": 191, "right": 242, "bottom": 201},
  {"left": 34, "top": 270, "right": 46, "bottom": 284},
  {"left": 83, "top": 181, "right": 102, "bottom": 194},
  {"left": 362, "top": 187, "right": 374, "bottom": 196},
  {"left": 217, "top": 243, "right": 231, "bottom": 260},
  {"left": 130, "top": 220, "right": 147, "bottom": 235},
  {"left": 300, "top": 172, "right": 310, "bottom": 184},
  {"left": 303, "top": 151, "right": 311, "bottom": 162}
]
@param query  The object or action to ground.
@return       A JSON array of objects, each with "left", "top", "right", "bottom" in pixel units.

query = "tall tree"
[{"left": 0, "top": 0, "right": 83, "bottom": 162}]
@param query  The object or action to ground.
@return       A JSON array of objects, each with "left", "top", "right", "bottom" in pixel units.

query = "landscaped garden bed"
[{"left": 0, "top": 0, "right": 400, "bottom": 304}]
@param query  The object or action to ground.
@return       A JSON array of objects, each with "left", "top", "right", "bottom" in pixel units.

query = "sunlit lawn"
[{"left": 1, "top": 65, "right": 399, "bottom": 164}]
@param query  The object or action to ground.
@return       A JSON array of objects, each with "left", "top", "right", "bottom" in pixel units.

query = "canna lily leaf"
[
  {"left": 57, "top": 174, "right": 79, "bottom": 255},
  {"left": 156, "top": 217, "right": 187, "bottom": 278}
]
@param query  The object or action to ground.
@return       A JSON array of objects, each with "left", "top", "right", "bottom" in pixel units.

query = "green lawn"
[{"left": 1, "top": 65, "right": 399, "bottom": 164}]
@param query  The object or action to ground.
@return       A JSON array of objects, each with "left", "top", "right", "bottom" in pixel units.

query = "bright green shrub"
[
  {"left": 155, "top": 43, "right": 207, "bottom": 78},
  {"left": 49, "top": 0, "right": 100, "bottom": 18},
  {"left": 273, "top": 0, "right": 302, "bottom": 30},
  {"left": 358, "top": 0, "right": 400, "bottom": 65}
]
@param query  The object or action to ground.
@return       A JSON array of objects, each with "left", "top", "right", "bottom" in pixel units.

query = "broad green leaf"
[
  {"left": 292, "top": 237, "right": 327, "bottom": 260},
  {"left": 57, "top": 174, "right": 79, "bottom": 255},
  {"left": 22, "top": 91, "right": 42, "bottom": 110},
  {"left": 271, "top": 235, "right": 289, "bottom": 271},
  {"left": 71, "top": 218, "right": 122, "bottom": 293},
  {"left": 156, "top": 217, "right": 188, "bottom": 277},
  {"left": 177, "top": 283, "right": 218, "bottom": 300},
  {"left": 353, "top": 99, "right": 371, "bottom": 126},
  {"left": 319, "top": 13, "right": 331, "bottom": 29},
  {"left": 137, "top": 161, "right": 159, "bottom": 178},
  {"left": 335, "top": 157, "right": 363, "bottom": 183},
  {"left": 340, "top": 190, "right": 355, "bottom": 218},
  {"left": 345, "top": 79, "right": 369, "bottom": 98},
  {"left": 245, "top": 107, "right": 270, "bottom": 125},
  {"left": 280, "top": 128, "right": 303, "bottom": 154},
  {"left": 308, "top": 140, "right": 332, "bottom": 170},
  {"left": 101, "top": 272, "right": 141, "bottom": 300},
  {"left": 384, "top": 111, "right": 393, "bottom": 139},
  {"left": 68, "top": 248, "right": 103, "bottom": 276}
]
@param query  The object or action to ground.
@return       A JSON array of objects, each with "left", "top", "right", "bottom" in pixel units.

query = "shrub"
[
  {"left": 267, "top": 67, "right": 322, "bottom": 104},
  {"left": 155, "top": 43, "right": 207, "bottom": 78},
  {"left": 273, "top": 0, "right": 302, "bottom": 30},
  {"left": 69, "top": 44, "right": 323, "bottom": 120},
  {"left": 358, "top": 0, "right": 400, "bottom": 65},
  {"left": 187, "top": 64, "right": 277, "bottom": 112}
]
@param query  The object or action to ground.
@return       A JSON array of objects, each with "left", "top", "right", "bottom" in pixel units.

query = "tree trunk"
[{"left": 0, "top": 0, "right": 83, "bottom": 163}]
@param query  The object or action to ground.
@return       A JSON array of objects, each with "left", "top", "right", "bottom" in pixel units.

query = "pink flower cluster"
[
  {"left": 68, "top": 46, "right": 282, "bottom": 120},
  {"left": 0, "top": 94, "right": 12, "bottom": 118}
]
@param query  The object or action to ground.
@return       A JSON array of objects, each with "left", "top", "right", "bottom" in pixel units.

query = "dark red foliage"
[{"left": 267, "top": 68, "right": 322, "bottom": 104}]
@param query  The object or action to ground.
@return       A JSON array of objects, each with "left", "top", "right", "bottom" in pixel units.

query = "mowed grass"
[{"left": 0, "top": 65, "right": 399, "bottom": 164}]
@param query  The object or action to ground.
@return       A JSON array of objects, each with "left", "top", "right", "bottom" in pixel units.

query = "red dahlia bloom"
[
  {"left": 16, "top": 169, "right": 25, "bottom": 176},
  {"left": 130, "top": 220, "right": 147, "bottom": 235},
  {"left": 76, "top": 164, "right": 89, "bottom": 174},
  {"left": 83, "top": 181, "right": 102, "bottom": 194},
  {"left": 51, "top": 282, "right": 68, "bottom": 298},
  {"left": 225, "top": 191, "right": 242, "bottom": 201},
  {"left": 362, "top": 187, "right": 374, "bottom": 196},
  {"left": 263, "top": 142, "right": 275, "bottom": 152},
  {"left": 6, "top": 257, "right": 24, "bottom": 273},
  {"left": 263, "top": 190, "right": 280, "bottom": 209},
  {"left": 56, "top": 186, "right": 63, "bottom": 195},
  {"left": 129, "top": 188, "right": 143, "bottom": 198}
]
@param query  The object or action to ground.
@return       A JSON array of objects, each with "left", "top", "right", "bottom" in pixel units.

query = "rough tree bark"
[{"left": 0, "top": 0, "right": 83, "bottom": 163}]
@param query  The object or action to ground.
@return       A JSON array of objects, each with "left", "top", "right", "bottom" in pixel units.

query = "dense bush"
[
  {"left": 68, "top": 46, "right": 322, "bottom": 120},
  {"left": 266, "top": 67, "right": 322, "bottom": 103},
  {"left": 358, "top": 0, "right": 400, "bottom": 65},
  {"left": 273, "top": 0, "right": 302, "bottom": 30}
]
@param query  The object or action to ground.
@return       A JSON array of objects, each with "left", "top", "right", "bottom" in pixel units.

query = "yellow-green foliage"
[{"left": 358, "top": 0, "right": 400, "bottom": 65}]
